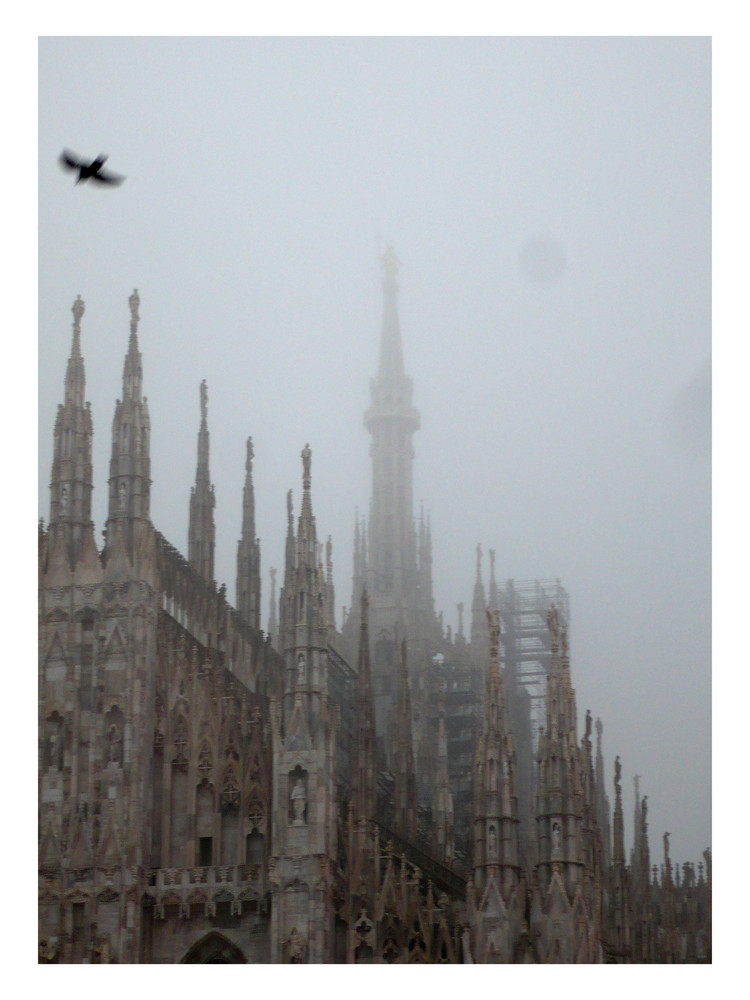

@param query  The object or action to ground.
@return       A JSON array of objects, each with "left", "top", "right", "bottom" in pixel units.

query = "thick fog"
[{"left": 38, "top": 37, "right": 710, "bottom": 865}]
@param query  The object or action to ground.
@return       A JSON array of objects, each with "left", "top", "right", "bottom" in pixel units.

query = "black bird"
[{"left": 59, "top": 150, "right": 125, "bottom": 186}]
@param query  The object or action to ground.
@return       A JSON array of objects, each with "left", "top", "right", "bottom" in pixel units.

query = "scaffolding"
[{"left": 497, "top": 578, "right": 570, "bottom": 753}]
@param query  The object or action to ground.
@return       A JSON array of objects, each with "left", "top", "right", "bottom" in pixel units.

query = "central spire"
[
  {"left": 361, "top": 245, "right": 422, "bottom": 771},
  {"left": 378, "top": 244, "right": 405, "bottom": 380}
]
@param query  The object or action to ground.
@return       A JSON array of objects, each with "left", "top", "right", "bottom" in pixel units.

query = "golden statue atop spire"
[{"left": 72, "top": 294, "right": 85, "bottom": 329}]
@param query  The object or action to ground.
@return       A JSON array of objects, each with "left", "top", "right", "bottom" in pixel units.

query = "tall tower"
[
  {"left": 363, "top": 245, "right": 420, "bottom": 762},
  {"left": 105, "top": 289, "right": 151, "bottom": 563},
  {"left": 188, "top": 380, "right": 216, "bottom": 583}
]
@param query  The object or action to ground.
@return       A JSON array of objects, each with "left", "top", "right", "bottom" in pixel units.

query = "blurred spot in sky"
[
  {"left": 519, "top": 236, "right": 566, "bottom": 285},
  {"left": 670, "top": 359, "right": 711, "bottom": 458}
]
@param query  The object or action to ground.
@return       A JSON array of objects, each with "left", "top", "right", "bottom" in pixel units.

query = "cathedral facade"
[{"left": 38, "top": 263, "right": 710, "bottom": 963}]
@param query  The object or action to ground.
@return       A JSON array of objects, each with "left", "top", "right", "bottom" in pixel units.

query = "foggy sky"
[{"left": 38, "top": 37, "right": 711, "bottom": 865}]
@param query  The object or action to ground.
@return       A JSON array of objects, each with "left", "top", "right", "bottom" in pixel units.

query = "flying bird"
[{"left": 59, "top": 150, "right": 125, "bottom": 186}]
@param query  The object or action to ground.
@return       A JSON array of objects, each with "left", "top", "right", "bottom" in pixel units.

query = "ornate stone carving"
[{"left": 287, "top": 926, "right": 307, "bottom": 963}]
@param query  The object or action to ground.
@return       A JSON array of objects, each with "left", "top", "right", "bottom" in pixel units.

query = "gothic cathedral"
[{"left": 38, "top": 257, "right": 710, "bottom": 963}]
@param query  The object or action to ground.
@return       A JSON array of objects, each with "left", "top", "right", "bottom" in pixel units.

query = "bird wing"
[
  {"left": 59, "top": 149, "right": 82, "bottom": 171},
  {"left": 90, "top": 168, "right": 125, "bottom": 186}
]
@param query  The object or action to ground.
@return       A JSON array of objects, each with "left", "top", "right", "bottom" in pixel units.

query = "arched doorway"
[{"left": 181, "top": 932, "right": 247, "bottom": 964}]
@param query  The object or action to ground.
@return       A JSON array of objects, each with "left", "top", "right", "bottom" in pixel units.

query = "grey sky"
[{"left": 38, "top": 37, "right": 711, "bottom": 864}]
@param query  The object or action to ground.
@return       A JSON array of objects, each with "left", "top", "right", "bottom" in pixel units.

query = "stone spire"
[
  {"left": 270, "top": 444, "right": 339, "bottom": 964},
  {"left": 433, "top": 681, "right": 455, "bottom": 865},
  {"left": 352, "top": 590, "right": 377, "bottom": 821},
  {"left": 595, "top": 717, "right": 612, "bottom": 871},
  {"left": 612, "top": 756, "right": 625, "bottom": 863},
  {"left": 377, "top": 243, "right": 405, "bottom": 380},
  {"left": 392, "top": 638, "right": 417, "bottom": 841},
  {"left": 418, "top": 507, "right": 435, "bottom": 616},
  {"left": 363, "top": 245, "right": 421, "bottom": 770},
  {"left": 278, "top": 445, "right": 329, "bottom": 731},
  {"left": 188, "top": 379, "right": 216, "bottom": 583},
  {"left": 534, "top": 608, "right": 585, "bottom": 891},
  {"left": 106, "top": 289, "right": 151, "bottom": 562},
  {"left": 325, "top": 535, "right": 335, "bottom": 631},
  {"left": 48, "top": 295, "right": 95, "bottom": 569},
  {"left": 268, "top": 567, "right": 279, "bottom": 649},
  {"left": 632, "top": 773, "right": 641, "bottom": 872},
  {"left": 470, "top": 544, "right": 489, "bottom": 660},
  {"left": 236, "top": 436, "right": 261, "bottom": 629},
  {"left": 472, "top": 608, "right": 519, "bottom": 896},
  {"left": 607, "top": 754, "right": 633, "bottom": 960},
  {"left": 488, "top": 548, "right": 499, "bottom": 611}
]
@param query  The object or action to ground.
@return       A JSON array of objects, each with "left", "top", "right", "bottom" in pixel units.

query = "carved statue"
[
  {"left": 286, "top": 489, "right": 293, "bottom": 525},
  {"left": 94, "top": 933, "right": 111, "bottom": 963},
  {"left": 288, "top": 926, "right": 306, "bottom": 963},
  {"left": 551, "top": 820, "right": 562, "bottom": 854},
  {"left": 642, "top": 795, "right": 648, "bottom": 826},
  {"left": 107, "top": 723, "right": 123, "bottom": 766},
  {"left": 301, "top": 442, "right": 311, "bottom": 482},
  {"left": 291, "top": 778, "right": 307, "bottom": 825},
  {"left": 47, "top": 729, "right": 59, "bottom": 769},
  {"left": 296, "top": 652, "right": 305, "bottom": 685},
  {"left": 326, "top": 535, "right": 332, "bottom": 568},
  {"left": 663, "top": 832, "right": 670, "bottom": 859},
  {"left": 585, "top": 709, "right": 592, "bottom": 741},
  {"left": 246, "top": 436, "right": 254, "bottom": 469},
  {"left": 59, "top": 485, "right": 68, "bottom": 515},
  {"left": 614, "top": 755, "right": 621, "bottom": 786},
  {"left": 547, "top": 603, "right": 559, "bottom": 642},
  {"left": 38, "top": 937, "right": 58, "bottom": 963},
  {"left": 72, "top": 294, "right": 85, "bottom": 327},
  {"left": 488, "top": 824, "right": 497, "bottom": 854},
  {"left": 119, "top": 481, "right": 127, "bottom": 510},
  {"left": 560, "top": 624, "right": 568, "bottom": 658}
]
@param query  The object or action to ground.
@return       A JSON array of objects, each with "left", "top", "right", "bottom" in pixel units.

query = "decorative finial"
[
  {"left": 246, "top": 436, "right": 254, "bottom": 470},
  {"left": 128, "top": 288, "right": 140, "bottom": 333},
  {"left": 200, "top": 379, "right": 208, "bottom": 422},
  {"left": 301, "top": 443, "right": 311, "bottom": 487},
  {"left": 72, "top": 294, "right": 85, "bottom": 328}
]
